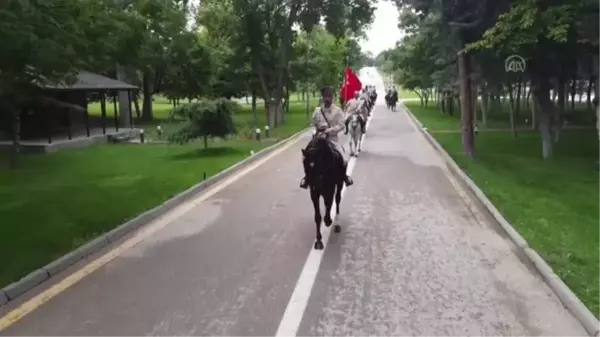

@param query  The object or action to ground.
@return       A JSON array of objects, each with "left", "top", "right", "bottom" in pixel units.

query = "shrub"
[{"left": 168, "top": 98, "right": 238, "bottom": 148}]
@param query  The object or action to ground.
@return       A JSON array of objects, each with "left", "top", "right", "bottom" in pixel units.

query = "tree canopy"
[
  {"left": 0, "top": 0, "right": 378, "bottom": 167},
  {"left": 382, "top": 0, "right": 599, "bottom": 159}
]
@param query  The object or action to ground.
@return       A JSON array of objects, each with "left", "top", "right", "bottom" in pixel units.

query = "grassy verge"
[
  {"left": 405, "top": 100, "right": 596, "bottom": 131},
  {"left": 0, "top": 100, "right": 315, "bottom": 288},
  {"left": 406, "top": 102, "right": 599, "bottom": 317}
]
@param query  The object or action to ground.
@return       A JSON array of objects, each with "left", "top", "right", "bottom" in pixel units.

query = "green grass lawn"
[
  {"left": 407, "top": 102, "right": 600, "bottom": 317},
  {"left": 87, "top": 94, "right": 313, "bottom": 121},
  {"left": 398, "top": 88, "right": 421, "bottom": 100},
  {"left": 405, "top": 100, "right": 596, "bottom": 131},
  {"left": 0, "top": 100, "right": 315, "bottom": 289}
]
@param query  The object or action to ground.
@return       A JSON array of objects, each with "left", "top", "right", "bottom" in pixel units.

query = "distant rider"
[
  {"left": 344, "top": 91, "right": 366, "bottom": 134},
  {"left": 299, "top": 86, "right": 354, "bottom": 189}
]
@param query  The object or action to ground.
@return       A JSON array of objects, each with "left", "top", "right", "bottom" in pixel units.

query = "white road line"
[{"left": 275, "top": 107, "right": 376, "bottom": 337}]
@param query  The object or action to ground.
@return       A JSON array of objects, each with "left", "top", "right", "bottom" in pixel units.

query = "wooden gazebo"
[{"left": 36, "top": 71, "right": 138, "bottom": 143}]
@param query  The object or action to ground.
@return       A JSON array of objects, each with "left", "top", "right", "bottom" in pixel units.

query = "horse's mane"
[{"left": 306, "top": 135, "right": 331, "bottom": 154}]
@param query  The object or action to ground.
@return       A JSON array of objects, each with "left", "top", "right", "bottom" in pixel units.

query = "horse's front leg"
[
  {"left": 334, "top": 184, "right": 342, "bottom": 233},
  {"left": 323, "top": 188, "right": 334, "bottom": 228},
  {"left": 310, "top": 188, "right": 324, "bottom": 250},
  {"left": 348, "top": 137, "right": 355, "bottom": 156}
]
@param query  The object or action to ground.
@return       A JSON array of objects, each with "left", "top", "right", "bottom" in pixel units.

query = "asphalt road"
[{"left": 0, "top": 70, "right": 587, "bottom": 336}]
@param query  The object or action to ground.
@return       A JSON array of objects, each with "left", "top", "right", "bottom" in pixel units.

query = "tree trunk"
[
  {"left": 203, "top": 135, "right": 208, "bottom": 149},
  {"left": 587, "top": 76, "right": 594, "bottom": 111},
  {"left": 266, "top": 98, "right": 283, "bottom": 128},
  {"left": 555, "top": 75, "right": 566, "bottom": 142},
  {"left": 440, "top": 91, "right": 446, "bottom": 114},
  {"left": 481, "top": 83, "right": 489, "bottom": 127},
  {"left": 251, "top": 90, "right": 258, "bottom": 128},
  {"left": 531, "top": 75, "right": 554, "bottom": 159},
  {"left": 458, "top": 50, "right": 475, "bottom": 159},
  {"left": 515, "top": 77, "right": 523, "bottom": 124},
  {"left": 10, "top": 109, "right": 20, "bottom": 169},
  {"left": 526, "top": 82, "right": 532, "bottom": 109},
  {"left": 133, "top": 96, "right": 141, "bottom": 120},
  {"left": 570, "top": 76, "right": 576, "bottom": 113},
  {"left": 507, "top": 82, "right": 517, "bottom": 138},
  {"left": 141, "top": 71, "right": 154, "bottom": 121},
  {"left": 531, "top": 94, "right": 537, "bottom": 130},
  {"left": 471, "top": 82, "right": 478, "bottom": 128},
  {"left": 594, "top": 54, "right": 600, "bottom": 140}
]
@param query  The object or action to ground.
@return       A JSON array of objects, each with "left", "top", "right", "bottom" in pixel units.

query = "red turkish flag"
[{"left": 340, "top": 67, "right": 362, "bottom": 103}]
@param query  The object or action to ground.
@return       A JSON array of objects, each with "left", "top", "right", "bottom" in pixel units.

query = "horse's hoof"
[
  {"left": 324, "top": 218, "right": 333, "bottom": 227},
  {"left": 334, "top": 225, "right": 341, "bottom": 233},
  {"left": 314, "top": 240, "right": 324, "bottom": 250}
]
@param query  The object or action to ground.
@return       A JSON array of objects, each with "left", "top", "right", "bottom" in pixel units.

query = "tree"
[
  {"left": 0, "top": 0, "right": 142, "bottom": 168},
  {"left": 168, "top": 98, "right": 238, "bottom": 149},
  {"left": 468, "top": 0, "right": 599, "bottom": 159},
  {"left": 230, "top": 0, "right": 377, "bottom": 127},
  {"left": 162, "top": 34, "right": 215, "bottom": 101}
]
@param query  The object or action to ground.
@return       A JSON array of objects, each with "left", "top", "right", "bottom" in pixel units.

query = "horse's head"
[
  {"left": 349, "top": 114, "right": 360, "bottom": 128},
  {"left": 301, "top": 136, "right": 336, "bottom": 188}
]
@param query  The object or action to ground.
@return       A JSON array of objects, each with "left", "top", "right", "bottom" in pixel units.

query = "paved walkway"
[{"left": 0, "top": 89, "right": 587, "bottom": 335}]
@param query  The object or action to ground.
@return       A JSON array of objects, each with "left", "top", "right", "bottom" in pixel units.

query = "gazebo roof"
[{"left": 42, "top": 71, "right": 138, "bottom": 91}]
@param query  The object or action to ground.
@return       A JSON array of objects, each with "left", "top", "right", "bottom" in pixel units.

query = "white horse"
[{"left": 347, "top": 114, "right": 363, "bottom": 157}]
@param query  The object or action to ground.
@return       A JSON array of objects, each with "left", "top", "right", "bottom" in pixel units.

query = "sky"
[{"left": 358, "top": 1, "right": 404, "bottom": 57}]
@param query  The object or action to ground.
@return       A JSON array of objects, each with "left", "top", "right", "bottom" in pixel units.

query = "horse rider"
[
  {"left": 360, "top": 88, "right": 371, "bottom": 111},
  {"left": 343, "top": 90, "right": 366, "bottom": 134},
  {"left": 369, "top": 87, "right": 378, "bottom": 107},
  {"left": 300, "top": 86, "right": 354, "bottom": 189}
]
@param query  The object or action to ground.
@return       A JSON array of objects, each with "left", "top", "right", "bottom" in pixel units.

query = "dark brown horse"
[{"left": 301, "top": 134, "right": 344, "bottom": 250}]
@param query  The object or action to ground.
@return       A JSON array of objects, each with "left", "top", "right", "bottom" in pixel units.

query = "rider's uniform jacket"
[
  {"left": 311, "top": 105, "right": 345, "bottom": 144},
  {"left": 344, "top": 98, "right": 362, "bottom": 116},
  {"left": 360, "top": 92, "right": 370, "bottom": 104}
]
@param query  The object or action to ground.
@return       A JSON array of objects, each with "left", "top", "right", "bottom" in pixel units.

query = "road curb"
[
  {"left": 403, "top": 104, "right": 599, "bottom": 336},
  {"left": 0, "top": 127, "right": 309, "bottom": 306},
  {"left": 0, "top": 291, "right": 6, "bottom": 306}
]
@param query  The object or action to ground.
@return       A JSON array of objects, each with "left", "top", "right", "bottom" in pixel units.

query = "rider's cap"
[{"left": 320, "top": 86, "right": 333, "bottom": 96}]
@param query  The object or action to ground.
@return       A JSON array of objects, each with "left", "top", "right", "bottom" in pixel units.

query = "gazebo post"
[
  {"left": 65, "top": 107, "right": 72, "bottom": 140},
  {"left": 113, "top": 92, "right": 119, "bottom": 132},
  {"left": 127, "top": 90, "right": 134, "bottom": 128},
  {"left": 100, "top": 91, "right": 107, "bottom": 134}
]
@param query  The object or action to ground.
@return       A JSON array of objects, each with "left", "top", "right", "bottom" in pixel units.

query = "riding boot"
[
  {"left": 300, "top": 177, "right": 308, "bottom": 189},
  {"left": 342, "top": 162, "right": 353, "bottom": 187},
  {"left": 360, "top": 119, "right": 366, "bottom": 133},
  {"left": 344, "top": 120, "right": 349, "bottom": 135}
]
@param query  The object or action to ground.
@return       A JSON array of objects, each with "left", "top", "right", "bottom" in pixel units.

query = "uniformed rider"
[
  {"left": 299, "top": 86, "right": 354, "bottom": 189},
  {"left": 343, "top": 91, "right": 366, "bottom": 134}
]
